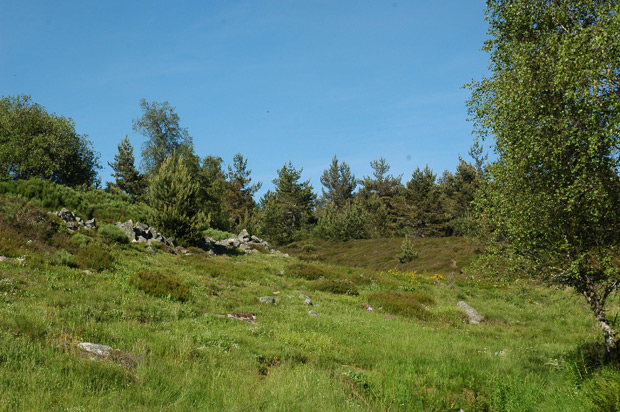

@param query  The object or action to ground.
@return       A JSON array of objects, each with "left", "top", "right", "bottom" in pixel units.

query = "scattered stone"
[
  {"left": 77, "top": 341, "right": 137, "bottom": 369},
  {"left": 83, "top": 270, "right": 93, "bottom": 275},
  {"left": 145, "top": 246, "right": 156, "bottom": 254},
  {"left": 259, "top": 296, "right": 276, "bottom": 304},
  {"left": 228, "top": 312, "right": 256, "bottom": 323},
  {"left": 0, "top": 256, "right": 8, "bottom": 262},
  {"left": 308, "top": 310, "right": 319, "bottom": 317},
  {"left": 457, "top": 301, "right": 486, "bottom": 324},
  {"left": 78, "top": 342, "right": 113, "bottom": 358},
  {"left": 299, "top": 294, "right": 310, "bottom": 299},
  {"left": 304, "top": 298, "right": 313, "bottom": 306}
]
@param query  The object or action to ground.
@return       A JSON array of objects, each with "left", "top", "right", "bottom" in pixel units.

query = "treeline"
[{"left": 1, "top": 95, "right": 482, "bottom": 245}]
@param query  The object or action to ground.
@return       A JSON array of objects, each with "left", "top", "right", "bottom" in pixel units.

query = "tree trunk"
[{"left": 581, "top": 278, "right": 618, "bottom": 360}]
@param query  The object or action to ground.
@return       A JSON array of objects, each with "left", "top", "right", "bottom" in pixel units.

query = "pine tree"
[
  {"left": 259, "top": 162, "right": 316, "bottom": 244},
  {"left": 149, "top": 152, "right": 204, "bottom": 245},
  {"left": 320, "top": 155, "right": 356, "bottom": 209},
  {"left": 226, "top": 153, "right": 262, "bottom": 228},
  {"left": 108, "top": 135, "right": 145, "bottom": 199},
  {"left": 199, "top": 155, "right": 230, "bottom": 231}
]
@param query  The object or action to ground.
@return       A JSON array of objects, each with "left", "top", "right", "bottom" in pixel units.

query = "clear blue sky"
[{"left": 1, "top": 0, "right": 489, "bottom": 197}]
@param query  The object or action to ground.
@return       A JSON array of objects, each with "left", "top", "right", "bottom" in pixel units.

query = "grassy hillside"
[
  {"left": 0, "top": 195, "right": 619, "bottom": 411},
  {"left": 282, "top": 237, "right": 480, "bottom": 274}
]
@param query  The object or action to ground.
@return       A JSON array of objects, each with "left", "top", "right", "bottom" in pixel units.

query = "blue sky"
[{"left": 1, "top": 0, "right": 489, "bottom": 197}]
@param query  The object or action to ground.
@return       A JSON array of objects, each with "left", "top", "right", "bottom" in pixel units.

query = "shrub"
[
  {"left": 74, "top": 246, "right": 114, "bottom": 272},
  {"left": 98, "top": 223, "right": 130, "bottom": 245},
  {"left": 285, "top": 262, "right": 332, "bottom": 280},
  {"left": 57, "top": 250, "right": 77, "bottom": 268},
  {"left": 129, "top": 271, "right": 190, "bottom": 302},
  {"left": 202, "top": 228, "right": 236, "bottom": 241},
  {"left": 367, "top": 291, "right": 434, "bottom": 320},
  {"left": 398, "top": 235, "right": 418, "bottom": 263},
  {"left": 313, "top": 278, "right": 359, "bottom": 296}
]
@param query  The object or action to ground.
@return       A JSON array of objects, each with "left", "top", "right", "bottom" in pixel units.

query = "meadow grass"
[{"left": 0, "top": 202, "right": 618, "bottom": 411}]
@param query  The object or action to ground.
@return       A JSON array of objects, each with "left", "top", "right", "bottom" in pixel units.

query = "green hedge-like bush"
[
  {"left": 98, "top": 223, "right": 130, "bottom": 245},
  {"left": 313, "top": 278, "right": 359, "bottom": 295},
  {"left": 129, "top": 271, "right": 190, "bottom": 302},
  {"left": 367, "top": 291, "right": 434, "bottom": 320},
  {"left": 285, "top": 262, "right": 333, "bottom": 280},
  {"left": 74, "top": 245, "right": 115, "bottom": 272}
]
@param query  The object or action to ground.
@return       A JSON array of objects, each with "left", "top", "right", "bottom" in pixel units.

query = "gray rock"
[
  {"left": 457, "top": 301, "right": 485, "bottom": 324},
  {"left": 116, "top": 222, "right": 136, "bottom": 241},
  {"left": 135, "top": 222, "right": 149, "bottom": 232},
  {"left": 58, "top": 208, "right": 76, "bottom": 222},
  {"left": 309, "top": 310, "right": 319, "bottom": 317},
  {"left": 85, "top": 218, "right": 97, "bottom": 230},
  {"left": 238, "top": 229, "right": 250, "bottom": 242},
  {"left": 78, "top": 342, "right": 113, "bottom": 358},
  {"left": 259, "top": 296, "right": 276, "bottom": 304},
  {"left": 304, "top": 298, "right": 313, "bottom": 306},
  {"left": 136, "top": 236, "right": 147, "bottom": 243}
]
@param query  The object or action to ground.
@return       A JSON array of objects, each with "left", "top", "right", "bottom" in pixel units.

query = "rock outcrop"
[
  {"left": 198, "top": 230, "right": 286, "bottom": 257},
  {"left": 115, "top": 220, "right": 174, "bottom": 247},
  {"left": 51, "top": 208, "right": 97, "bottom": 231}
]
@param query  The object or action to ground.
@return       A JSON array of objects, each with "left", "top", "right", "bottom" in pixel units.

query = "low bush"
[
  {"left": 367, "top": 291, "right": 434, "bottom": 320},
  {"left": 313, "top": 278, "right": 359, "bottom": 295},
  {"left": 74, "top": 245, "right": 115, "bottom": 272},
  {"left": 129, "top": 271, "right": 190, "bottom": 302},
  {"left": 98, "top": 223, "right": 130, "bottom": 245},
  {"left": 285, "top": 262, "right": 333, "bottom": 280}
]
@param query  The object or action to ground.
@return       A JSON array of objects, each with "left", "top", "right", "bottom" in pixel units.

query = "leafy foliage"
[
  {"left": 468, "top": 0, "right": 620, "bottom": 357},
  {"left": 0, "top": 95, "right": 100, "bottom": 186},
  {"left": 133, "top": 99, "right": 194, "bottom": 176}
]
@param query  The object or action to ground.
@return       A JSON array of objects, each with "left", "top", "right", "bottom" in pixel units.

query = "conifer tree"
[
  {"left": 226, "top": 153, "right": 262, "bottom": 228},
  {"left": 108, "top": 135, "right": 145, "bottom": 199},
  {"left": 259, "top": 162, "right": 315, "bottom": 244},
  {"left": 320, "top": 155, "right": 356, "bottom": 209},
  {"left": 149, "top": 152, "right": 204, "bottom": 245},
  {"left": 199, "top": 155, "right": 230, "bottom": 230}
]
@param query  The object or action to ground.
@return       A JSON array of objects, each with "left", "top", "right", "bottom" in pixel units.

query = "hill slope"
[{"left": 0, "top": 194, "right": 618, "bottom": 411}]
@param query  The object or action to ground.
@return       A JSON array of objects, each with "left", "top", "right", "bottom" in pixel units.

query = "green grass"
[{"left": 0, "top": 197, "right": 619, "bottom": 411}]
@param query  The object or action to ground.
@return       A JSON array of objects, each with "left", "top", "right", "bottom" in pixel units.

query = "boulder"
[
  {"left": 238, "top": 229, "right": 250, "bottom": 242},
  {"left": 85, "top": 218, "right": 97, "bottom": 230},
  {"left": 457, "top": 301, "right": 485, "bottom": 324}
]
